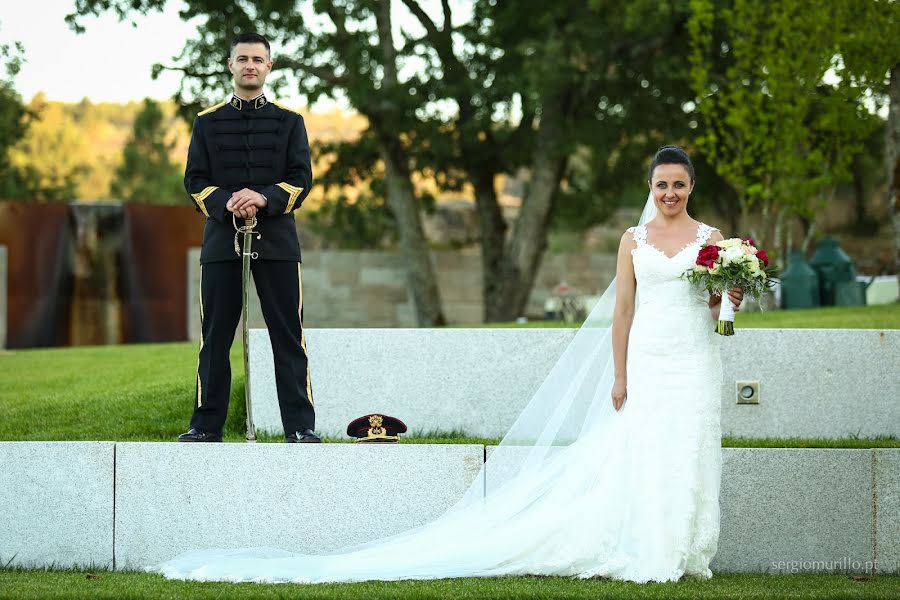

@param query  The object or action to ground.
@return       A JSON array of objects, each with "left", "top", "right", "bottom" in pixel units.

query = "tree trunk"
[
  {"left": 487, "top": 88, "right": 571, "bottom": 322},
  {"left": 851, "top": 152, "right": 867, "bottom": 227},
  {"left": 706, "top": 188, "right": 740, "bottom": 235},
  {"left": 773, "top": 207, "right": 786, "bottom": 269},
  {"left": 380, "top": 140, "right": 446, "bottom": 326},
  {"left": 471, "top": 173, "right": 507, "bottom": 321},
  {"left": 887, "top": 64, "right": 900, "bottom": 274},
  {"left": 801, "top": 220, "right": 817, "bottom": 254},
  {"left": 371, "top": 0, "right": 445, "bottom": 325}
]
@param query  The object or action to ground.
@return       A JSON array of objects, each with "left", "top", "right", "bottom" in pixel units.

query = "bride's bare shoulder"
[
  {"left": 706, "top": 226, "right": 724, "bottom": 243},
  {"left": 620, "top": 227, "right": 639, "bottom": 250}
]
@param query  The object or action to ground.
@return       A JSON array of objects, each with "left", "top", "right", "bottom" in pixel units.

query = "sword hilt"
[
  {"left": 233, "top": 213, "right": 259, "bottom": 233},
  {"left": 233, "top": 214, "right": 261, "bottom": 257}
]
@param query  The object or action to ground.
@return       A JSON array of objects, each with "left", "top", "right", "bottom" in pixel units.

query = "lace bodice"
[
  {"left": 626, "top": 222, "right": 719, "bottom": 354},
  {"left": 627, "top": 222, "right": 715, "bottom": 299}
]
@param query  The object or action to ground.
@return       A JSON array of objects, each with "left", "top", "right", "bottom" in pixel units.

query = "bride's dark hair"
[{"left": 649, "top": 145, "right": 695, "bottom": 182}]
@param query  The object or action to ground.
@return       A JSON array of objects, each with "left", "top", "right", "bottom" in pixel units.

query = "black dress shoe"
[
  {"left": 286, "top": 429, "right": 322, "bottom": 443},
  {"left": 177, "top": 428, "right": 223, "bottom": 442}
]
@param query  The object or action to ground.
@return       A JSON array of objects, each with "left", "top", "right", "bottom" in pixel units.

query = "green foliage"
[
  {"left": 7, "top": 94, "right": 90, "bottom": 201},
  {"left": 307, "top": 192, "right": 397, "bottom": 249},
  {"left": 111, "top": 98, "right": 184, "bottom": 204},
  {"left": 306, "top": 133, "right": 400, "bottom": 248},
  {"left": 2, "top": 97, "right": 186, "bottom": 202},
  {"left": 688, "top": 0, "right": 894, "bottom": 248},
  {"left": 0, "top": 27, "right": 30, "bottom": 198}
]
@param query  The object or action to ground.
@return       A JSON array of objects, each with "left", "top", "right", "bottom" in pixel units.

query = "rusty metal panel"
[
  {"left": 122, "top": 204, "right": 204, "bottom": 343},
  {"left": 0, "top": 201, "right": 203, "bottom": 348},
  {"left": 0, "top": 202, "right": 71, "bottom": 348}
]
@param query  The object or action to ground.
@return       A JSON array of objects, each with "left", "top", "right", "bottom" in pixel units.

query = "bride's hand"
[{"left": 611, "top": 379, "right": 627, "bottom": 411}]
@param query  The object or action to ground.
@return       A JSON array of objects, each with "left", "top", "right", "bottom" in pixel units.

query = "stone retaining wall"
[
  {"left": 249, "top": 328, "right": 900, "bottom": 439},
  {"left": 0, "top": 442, "right": 896, "bottom": 575},
  {"left": 186, "top": 248, "right": 616, "bottom": 334}
]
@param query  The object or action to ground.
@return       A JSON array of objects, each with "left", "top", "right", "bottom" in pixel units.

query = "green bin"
[
  {"left": 780, "top": 251, "right": 820, "bottom": 309},
  {"left": 809, "top": 236, "right": 860, "bottom": 306}
]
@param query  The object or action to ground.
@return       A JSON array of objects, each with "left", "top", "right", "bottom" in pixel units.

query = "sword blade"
[{"left": 242, "top": 218, "right": 257, "bottom": 442}]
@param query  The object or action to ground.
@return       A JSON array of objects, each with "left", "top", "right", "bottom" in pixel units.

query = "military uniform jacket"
[{"left": 185, "top": 94, "right": 312, "bottom": 263}]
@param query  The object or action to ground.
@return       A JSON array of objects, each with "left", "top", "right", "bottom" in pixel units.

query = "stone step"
[
  {"left": 0, "top": 442, "right": 895, "bottom": 575},
  {"left": 249, "top": 328, "right": 900, "bottom": 439}
]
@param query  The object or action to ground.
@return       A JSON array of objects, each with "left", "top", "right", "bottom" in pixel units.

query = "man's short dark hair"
[{"left": 230, "top": 32, "right": 271, "bottom": 58}]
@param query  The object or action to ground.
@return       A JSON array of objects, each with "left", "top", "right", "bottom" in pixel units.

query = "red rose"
[
  {"left": 756, "top": 249, "right": 769, "bottom": 266},
  {"left": 742, "top": 237, "right": 756, "bottom": 246},
  {"left": 696, "top": 244, "right": 720, "bottom": 268}
]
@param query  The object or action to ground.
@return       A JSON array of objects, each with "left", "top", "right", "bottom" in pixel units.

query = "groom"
[{"left": 178, "top": 32, "right": 320, "bottom": 443}]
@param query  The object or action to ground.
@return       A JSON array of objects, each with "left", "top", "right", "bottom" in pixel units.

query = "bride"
[{"left": 154, "top": 145, "right": 744, "bottom": 584}]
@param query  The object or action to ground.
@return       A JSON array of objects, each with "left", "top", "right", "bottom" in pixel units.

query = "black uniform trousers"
[{"left": 191, "top": 259, "right": 314, "bottom": 435}]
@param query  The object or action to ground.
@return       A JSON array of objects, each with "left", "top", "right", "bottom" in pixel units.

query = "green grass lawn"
[
  {"left": 0, "top": 304, "right": 896, "bottom": 446},
  {"left": 719, "top": 303, "right": 900, "bottom": 329},
  {"left": 460, "top": 302, "right": 900, "bottom": 329},
  {"left": 0, "top": 570, "right": 897, "bottom": 600}
]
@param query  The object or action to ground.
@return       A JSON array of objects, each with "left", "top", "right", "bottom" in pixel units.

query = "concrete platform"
[
  {"left": 113, "top": 442, "right": 482, "bottom": 569},
  {"left": 249, "top": 328, "right": 576, "bottom": 438},
  {"left": 713, "top": 448, "right": 874, "bottom": 574},
  {"left": 1, "top": 443, "right": 897, "bottom": 574},
  {"left": 0, "top": 442, "right": 114, "bottom": 568},
  {"left": 720, "top": 329, "right": 900, "bottom": 438},
  {"left": 875, "top": 448, "right": 900, "bottom": 576},
  {"left": 249, "top": 329, "right": 900, "bottom": 439}
]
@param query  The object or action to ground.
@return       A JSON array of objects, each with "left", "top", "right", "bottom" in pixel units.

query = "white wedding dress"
[{"left": 154, "top": 220, "right": 723, "bottom": 584}]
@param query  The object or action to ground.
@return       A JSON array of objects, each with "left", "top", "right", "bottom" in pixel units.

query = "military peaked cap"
[{"left": 346, "top": 414, "right": 407, "bottom": 443}]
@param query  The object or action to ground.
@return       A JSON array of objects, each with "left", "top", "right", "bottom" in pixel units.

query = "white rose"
[
  {"left": 694, "top": 265, "right": 709, "bottom": 273},
  {"left": 747, "top": 257, "right": 761, "bottom": 275},
  {"left": 722, "top": 246, "right": 745, "bottom": 265}
]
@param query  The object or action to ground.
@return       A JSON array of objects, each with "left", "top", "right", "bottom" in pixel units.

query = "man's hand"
[{"left": 227, "top": 189, "right": 268, "bottom": 219}]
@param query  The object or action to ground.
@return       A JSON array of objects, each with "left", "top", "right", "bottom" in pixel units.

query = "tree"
[
  {"left": 689, "top": 0, "right": 893, "bottom": 259},
  {"left": 373, "top": 0, "right": 712, "bottom": 320},
  {"left": 111, "top": 98, "right": 184, "bottom": 203},
  {"left": 0, "top": 27, "right": 31, "bottom": 198},
  {"left": 835, "top": 0, "right": 900, "bottom": 273},
  {"left": 7, "top": 94, "right": 89, "bottom": 201},
  {"left": 888, "top": 65, "right": 900, "bottom": 273}
]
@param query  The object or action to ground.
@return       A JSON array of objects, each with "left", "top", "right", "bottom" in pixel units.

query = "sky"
[{"left": 0, "top": 0, "right": 207, "bottom": 104}]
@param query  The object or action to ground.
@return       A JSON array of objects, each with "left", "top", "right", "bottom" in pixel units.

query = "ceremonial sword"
[{"left": 234, "top": 214, "right": 260, "bottom": 442}]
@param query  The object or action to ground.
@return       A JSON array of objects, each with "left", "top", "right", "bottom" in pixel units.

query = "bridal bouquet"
[{"left": 684, "top": 237, "right": 777, "bottom": 336}]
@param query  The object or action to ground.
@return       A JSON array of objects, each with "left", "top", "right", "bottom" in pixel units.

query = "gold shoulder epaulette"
[
  {"left": 198, "top": 101, "right": 227, "bottom": 116},
  {"left": 273, "top": 101, "right": 302, "bottom": 115}
]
